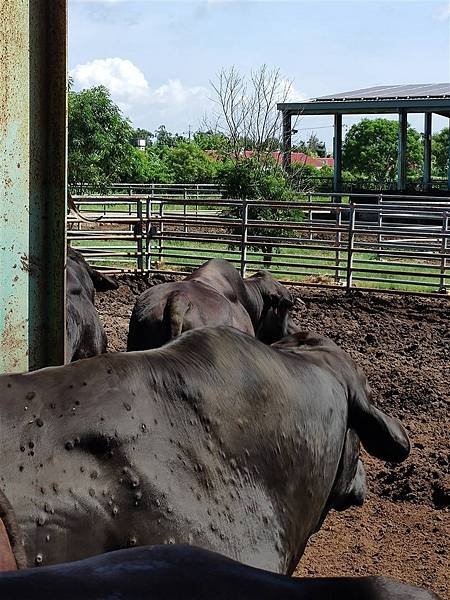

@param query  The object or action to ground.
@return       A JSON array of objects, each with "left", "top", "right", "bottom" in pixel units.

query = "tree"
[
  {"left": 132, "top": 128, "right": 154, "bottom": 146},
  {"left": 291, "top": 134, "right": 327, "bottom": 157},
  {"left": 342, "top": 118, "right": 423, "bottom": 183},
  {"left": 193, "top": 131, "right": 230, "bottom": 153},
  {"left": 68, "top": 86, "right": 136, "bottom": 189},
  {"left": 120, "top": 147, "right": 173, "bottom": 183},
  {"left": 305, "top": 133, "right": 326, "bottom": 157},
  {"left": 210, "top": 65, "right": 293, "bottom": 160},
  {"left": 153, "top": 125, "right": 183, "bottom": 148},
  {"left": 208, "top": 65, "right": 304, "bottom": 264},
  {"left": 432, "top": 128, "right": 449, "bottom": 177},
  {"left": 163, "top": 142, "right": 218, "bottom": 183}
]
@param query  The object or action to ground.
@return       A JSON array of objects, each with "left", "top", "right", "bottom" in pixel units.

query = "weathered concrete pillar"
[{"left": 0, "top": 0, "right": 67, "bottom": 373}]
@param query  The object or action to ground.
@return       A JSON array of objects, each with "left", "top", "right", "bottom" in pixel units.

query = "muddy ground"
[{"left": 96, "top": 277, "right": 449, "bottom": 598}]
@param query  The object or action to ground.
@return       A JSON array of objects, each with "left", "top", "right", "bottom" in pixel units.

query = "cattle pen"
[{"left": 69, "top": 186, "right": 450, "bottom": 295}]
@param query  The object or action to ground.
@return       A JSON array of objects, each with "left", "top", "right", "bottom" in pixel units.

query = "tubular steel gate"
[{"left": 68, "top": 191, "right": 450, "bottom": 295}]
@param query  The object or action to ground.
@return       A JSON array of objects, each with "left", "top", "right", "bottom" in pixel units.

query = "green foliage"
[
  {"left": 132, "top": 128, "right": 154, "bottom": 146},
  {"left": 342, "top": 118, "right": 422, "bottom": 182},
  {"left": 218, "top": 158, "right": 303, "bottom": 260},
  {"left": 292, "top": 133, "right": 326, "bottom": 157},
  {"left": 289, "top": 163, "right": 333, "bottom": 192},
  {"left": 163, "top": 142, "right": 218, "bottom": 183},
  {"left": 432, "top": 128, "right": 449, "bottom": 177},
  {"left": 153, "top": 125, "right": 183, "bottom": 148},
  {"left": 120, "top": 147, "right": 173, "bottom": 184},
  {"left": 68, "top": 86, "right": 135, "bottom": 188},
  {"left": 193, "top": 131, "right": 230, "bottom": 153},
  {"left": 305, "top": 133, "right": 326, "bottom": 157}
]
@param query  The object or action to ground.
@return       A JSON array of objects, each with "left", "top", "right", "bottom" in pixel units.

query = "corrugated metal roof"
[{"left": 315, "top": 83, "right": 450, "bottom": 101}]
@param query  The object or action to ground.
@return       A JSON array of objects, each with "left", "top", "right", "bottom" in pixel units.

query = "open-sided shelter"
[{"left": 278, "top": 83, "right": 450, "bottom": 193}]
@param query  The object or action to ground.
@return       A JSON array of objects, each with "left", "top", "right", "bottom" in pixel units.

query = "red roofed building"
[{"left": 241, "top": 150, "right": 333, "bottom": 169}]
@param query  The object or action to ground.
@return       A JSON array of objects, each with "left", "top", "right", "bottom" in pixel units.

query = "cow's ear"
[
  {"left": 269, "top": 293, "right": 281, "bottom": 307},
  {"left": 349, "top": 389, "right": 410, "bottom": 463},
  {"left": 89, "top": 268, "right": 119, "bottom": 291},
  {"left": 280, "top": 297, "right": 294, "bottom": 309}
]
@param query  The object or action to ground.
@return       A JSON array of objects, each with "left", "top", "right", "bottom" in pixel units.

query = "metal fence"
[
  {"left": 70, "top": 182, "right": 223, "bottom": 199},
  {"left": 68, "top": 192, "right": 450, "bottom": 294}
]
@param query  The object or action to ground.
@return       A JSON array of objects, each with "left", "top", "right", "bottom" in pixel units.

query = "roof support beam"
[
  {"left": 281, "top": 111, "right": 292, "bottom": 170},
  {"left": 423, "top": 113, "right": 432, "bottom": 192},
  {"left": 0, "top": 0, "right": 67, "bottom": 374},
  {"left": 448, "top": 119, "right": 450, "bottom": 190},
  {"left": 333, "top": 113, "right": 343, "bottom": 196},
  {"left": 397, "top": 110, "right": 408, "bottom": 192}
]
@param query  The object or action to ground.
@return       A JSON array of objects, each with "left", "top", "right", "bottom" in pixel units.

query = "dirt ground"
[{"left": 96, "top": 277, "right": 449, "bottom": 598}]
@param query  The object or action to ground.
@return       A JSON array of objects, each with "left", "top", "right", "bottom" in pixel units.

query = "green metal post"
[
  {"left": 282, "top": 111, "right": 292, "bottom": 170},
  {"left": 0, "top": 0, "right": 67, "bottom": 373},
  {"left": 423, "top": 113, "right": 432, "bottom": 192},
  {"left": 397, "top": 110, "right": 408, "bottom": 191},
  {"left": 332, "top": 113, "right": 343, "bottom": 196},
  {"left": 448, "top": 119, "right": 450, "bottom": 190}
]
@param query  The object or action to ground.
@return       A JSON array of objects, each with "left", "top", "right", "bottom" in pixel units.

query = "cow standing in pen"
[
  {"left": 0, "top": 327, "right": 409, "bottom": 573},
  {"left": 0, "top": 545, "right": 439, "bottom": 600},
  {"left": 127, "top": 258, "right": 294, "bottom": 350},
  {"left": 66, "top": 247, "right": 118, "bottom": 362}
]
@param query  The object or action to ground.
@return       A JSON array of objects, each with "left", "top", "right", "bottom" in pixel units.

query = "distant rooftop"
[{"left": 278, "top": 83, "right": 450, "bottom": 116}]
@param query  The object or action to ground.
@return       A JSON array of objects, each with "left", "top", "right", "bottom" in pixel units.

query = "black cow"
[
  {"left": 127, "top": 258, "right": 293, "bottom": 350},
  {"left": 0, "top": 327, "right": 409, "bottom": 572},
  {"left": 0, "top": 545, "right": 440, "bottom": 600},
  {"left": 66, "top": 247, "right": 118, "bottom": 362}
]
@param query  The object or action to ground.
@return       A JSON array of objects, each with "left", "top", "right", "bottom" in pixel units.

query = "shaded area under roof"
[{"left": 278, "top": 83, "right": 450, "bottom": 117}]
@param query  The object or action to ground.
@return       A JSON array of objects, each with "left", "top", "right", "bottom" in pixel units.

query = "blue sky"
[{"left": 69, "top": 0, "right": 450, "bottom": 149}]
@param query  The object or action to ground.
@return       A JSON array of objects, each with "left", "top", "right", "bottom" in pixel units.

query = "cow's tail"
[
  {"left": 68, "top": 192, "right": 103, "bottom": 223},
  {"left": 164, "top": 291, "right": 191, "bottom": 339},
  {"left": 348, "top": 380, "right": 410, "bottom": 463}
]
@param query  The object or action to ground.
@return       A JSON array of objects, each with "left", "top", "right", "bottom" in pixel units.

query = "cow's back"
[
  {"left": 0, "top": 545, "right": 440, "bottom": 600},
  {"left": 127, "top": 280, "right": 254, "bottom": 350},
  {"left": 0, "top": 328, "right": 348, "bottom": 571}
]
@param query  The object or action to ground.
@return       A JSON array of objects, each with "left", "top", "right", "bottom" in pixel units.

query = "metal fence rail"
[{"left": 68, "top": 192, "right": 450, "bottom": 294}]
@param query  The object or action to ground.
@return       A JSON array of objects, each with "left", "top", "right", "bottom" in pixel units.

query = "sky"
[{"left": 69, "top": 0, "right": 450, "bottom": 150}]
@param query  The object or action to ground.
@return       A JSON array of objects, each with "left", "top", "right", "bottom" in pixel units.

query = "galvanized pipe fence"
[{"left": 68, "top": 191, "right": 450, "bottom": 294}]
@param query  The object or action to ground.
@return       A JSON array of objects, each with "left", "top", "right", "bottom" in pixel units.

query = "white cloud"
[
  {"left": 70, "top": 58, "right": 211, "bottom": 131},
  {"left": 71, "top": 58, "right": 149, "bottom": 105},
  {"left": 70, "top": 57, "right": 308, "bottom": 132},
  {"left": 434, "top": 3, "right": 450, "bottom": 20},
  {"left": 284, "top": 82, "right": 308, "bottom": 102}
]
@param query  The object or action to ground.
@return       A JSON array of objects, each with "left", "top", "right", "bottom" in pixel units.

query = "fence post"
[
  {"left": 183, "top": 187, "right": 188, "bottom": 233},
  {"left": 128, "top": 187, "right": 133, "bottom": 217},
  {"left": 346, "top": 203, "right": 356, "bottom": 291},
  {"left": 240, "top": 199, "right": 248, "bottom": 277},
  {"left": 308, "top": 193, "right": 313, "bottom": 241},
  {"left": 377, "top": 194, "right": 383, "bottom": 260},
  {"left": 438, "top": 211, "right": 449, "bottom": 292},
  {"left": 158, "top": 201, "right": 164, "bottom": 265},
  {"left": 334, "top": 202, "right": 342, "bottom": 283},
  {"left": 136, "top": 198, "right": 144, "bottom": 272},
  {"left": 145, "top": 196, "right": 151, "bottom": 271}
]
